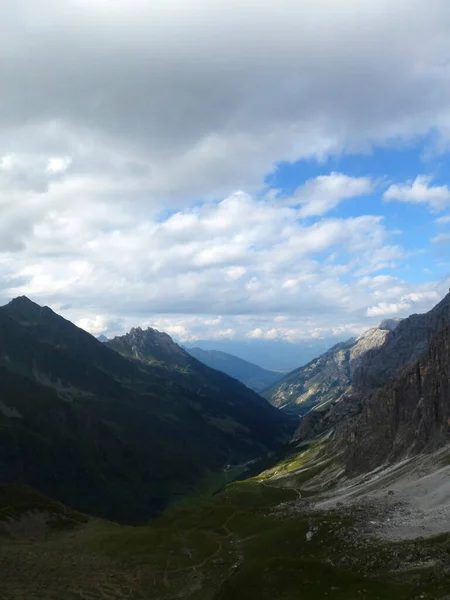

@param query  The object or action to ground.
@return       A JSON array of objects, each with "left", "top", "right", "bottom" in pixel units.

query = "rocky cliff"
[
  {"left": 265, "top": 319, "right": 401, "bottom": 416},
  {"left": 353, "top": 293, "right": 450, "bottom": 389},
  {"left": 342, "top": 324, "right": 450, "bottom": 473}
]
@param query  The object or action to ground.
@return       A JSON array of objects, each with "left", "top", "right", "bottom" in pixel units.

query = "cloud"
[
  {"left": 435, "top": 215, "right": 450, "bottom": 224},
  {"left": 0, "top": 171, "right": 407, "bottom": 328},
  {"left": 292, "top": 172, "right": 374, "bottom": 217},
  {"left": 0, "top": 1, "right": 450, "bottom": 343},
  {"left": 76, "top": 315, "right": 110, "bottom": 335},
  {"left": 432, "top": 232, "right": 450, "bottom": 244},
  {"left": 366, "top": 291, "right": 441, "bottom": 317},
  {"left": 383, "top": 176, "right": 450, "bottom": 212},
  {"left": 0, "top": 1, "right": 450, "bottom": 203}
]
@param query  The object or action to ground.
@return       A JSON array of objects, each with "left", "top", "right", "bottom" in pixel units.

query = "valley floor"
[{"left": 2, "top": 443, "right": 450, "bottom": 599}]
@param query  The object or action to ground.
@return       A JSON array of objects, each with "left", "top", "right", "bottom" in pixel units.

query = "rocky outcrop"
[
  {"left": 265, "top": 319, "right": 401, "bottom": 416},
  {"left": 107, "top": 326, "right": 191, "bottom": 368},
  {"left": 342, "top": 324, "right": 450, "bottom": 473},
  {"left": 294, "top": 293, "right": 450, "bottom": 445},
  {"left": 353, "top": 293, "right": 450, "bottom": 389}
]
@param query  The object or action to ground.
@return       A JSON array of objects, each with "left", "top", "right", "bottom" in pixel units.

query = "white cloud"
[
  {"left": 248, "top": 328, "right": 264, "bottom": 339},
  {"left": 366, "top": 291, "right": 441, "bottom": 317},
  {"left": 0, "top": 1, "right": 449, "bottom": 203},
  {"left": 436, "top": 215, "right": 450, "bottom": 224},
  {"left": 76, "top": 315, "right": 110, "bottom": 335},
  {"left": 0, "top": 1, "right": 450, "bottom": 344},
  {"left": 432, "top": 232, "right": 450, "bottom": 244},
  {"left": 46, "top": 156, "right": 72, "bottom": 174},
  {"left": 292, "top": 172, "right": 374, "bottom": 217},
  {"left": 383, "top": 176, "right": 450, "bottom": 212}
]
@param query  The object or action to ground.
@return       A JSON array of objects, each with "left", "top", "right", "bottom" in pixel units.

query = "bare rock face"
[
  {"left": 294, "top": 294, "right": 450, "bottom": 446},
  {"left": 107, "top": 326, "right": 191, "bottom": 368},
  {"left": 342, "top": 324, "right": 450, "bottom": 473},
  {"left": 352, "top": 293, "right": 450, "bottom": 389},
  {"left": 266, "top": 320, "right": 401, "bottom": 416}
]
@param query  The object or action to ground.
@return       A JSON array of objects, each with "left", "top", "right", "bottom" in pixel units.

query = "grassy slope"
[{"left": 1, "top": 448, "right": 449, "bottom": 600}]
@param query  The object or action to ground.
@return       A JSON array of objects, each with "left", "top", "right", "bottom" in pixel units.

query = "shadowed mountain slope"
[
  {"left": 342, "top": 323, "right": 450, "bottom": 473},
  {"left": 184, "top": 346, "right": 283, "bottom": 393},
  {"left": 0, "top": 297, "right": 294, "bottom": 523}
]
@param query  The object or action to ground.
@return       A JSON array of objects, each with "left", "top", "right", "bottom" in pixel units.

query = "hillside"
[
  {"left": 185, "top": 346, "right": 283, "bottom": 392},
  {"left": 0, "top": 297, "right": 294, "bottom": 523},
  {"left": 342, "top": 323, "right": 450, "bottom": 473},
  {"left": 294, "top": 293, "right": 450, "bottom": 443},
  {"left": 2, "top": 444, "right": 450, "bottom": 599},
  {"left": 264, "top": 319, "right": 401, "bottom": 415}
]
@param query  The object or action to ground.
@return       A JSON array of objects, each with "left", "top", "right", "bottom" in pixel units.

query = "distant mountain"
[
  {"left": 294, "top": 292, "right": 450, "bottom": 444},
  {"left": 0, "top": 297, "right": 295, "bottom": 524},
  {"left": 184, "top": 347, "right": 283, "bottom": 393},
  {"left": 97, "top": 334, "right": 109, "bottom": 342},
  {"left": 183, "top": 339, "right": 335, "bottom": 372},
  {"left": 264, "top": 319, "right": 402, "bottom": 415}
]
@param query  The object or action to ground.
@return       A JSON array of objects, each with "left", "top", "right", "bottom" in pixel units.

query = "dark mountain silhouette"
[{"left": 0, "top": 297, "right": 294, "bottom": 523}]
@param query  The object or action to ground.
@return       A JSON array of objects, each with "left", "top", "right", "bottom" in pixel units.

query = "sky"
[{"left": 1, "top": 0, "right": 450, "bottom": 351}]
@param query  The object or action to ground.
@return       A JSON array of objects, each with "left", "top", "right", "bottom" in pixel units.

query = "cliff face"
[
  {"left": 106, "top": 326, "right": 191, "bottom": 368},
  {"left": 266, "top": 320, "right": 400, "bottom": 416},
  {"left": 342, "top": 325, "right": 450, "bottom": 473},
  {"left": 352, "top": 293, "right": 450, "bottom": 389},
  {"left": 294, "top": 294, "right": 450, "bottom": 444}
]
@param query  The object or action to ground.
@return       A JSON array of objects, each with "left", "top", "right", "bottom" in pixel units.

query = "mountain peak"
[
  {"left": 3, "top": 296, "right": 51, "bottom": 325},
  {"left": 8, "top": 295, "right": 41, "bottom": 309},
  {"left": 107, "top": 324, "right": 189, "bottom": 367}
]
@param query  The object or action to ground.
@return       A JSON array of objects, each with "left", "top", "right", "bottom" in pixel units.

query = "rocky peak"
[
  {"left": 266, "top": 320, "right": 396, "bottom": 415},
  {"left": 353, "top": 292, "right": 450, "bottom": 389},
  {"left": 107, "top": 325, "right": 190, "bottom": 367},
  {"left": 294, "top": 292, "right": 450, "bottom": 444},
  {"left": 4, "top": 296, "right": 50, "bottom": 324}
]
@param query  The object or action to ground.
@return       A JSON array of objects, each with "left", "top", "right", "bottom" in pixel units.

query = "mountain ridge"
[
  {"left": 0, "top": 296, "right": 294, "bottom": 523},
  {"left": 294, "top": 292, "right": 450, "bottom": 444},
  {"left": 264, "top": 318, "right": 402, "bottom": 415},
  {"left": 341, "top": 323, "right": 450, "bottom": 473},
  {"left": 185, "top": 346, "right": 283, "bottom": 393}
]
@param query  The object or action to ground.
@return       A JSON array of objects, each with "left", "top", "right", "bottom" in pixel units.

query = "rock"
[{"left": 268, "top": 320, "right": 401, "bottom": 421}]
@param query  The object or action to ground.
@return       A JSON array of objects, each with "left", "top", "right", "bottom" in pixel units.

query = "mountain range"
[
  {"left": 0, "top": 297, "right": 294, "bottom": 523},
  {"left": 264, "top": 318, "right": 402, "bottom": 415},
  {"left": 184, "top": 347, "right": 283, "bottom": 393},
  {"left": 293, "top": 291, "right": 450, "bottom": 444},
  {"left": 2, "top": 293, "right": 450, "bottom": 598},
  {"left": 183, "top": 338, "right": 335, "bottom": 371}
]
